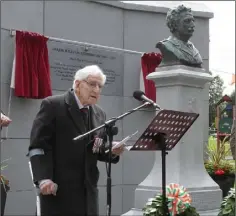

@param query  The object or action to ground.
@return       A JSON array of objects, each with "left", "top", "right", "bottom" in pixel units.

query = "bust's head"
[{"left": 166, "top": 5, "right": 195, "bottom": 42}]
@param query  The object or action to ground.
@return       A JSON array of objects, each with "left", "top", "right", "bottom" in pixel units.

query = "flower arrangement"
[
  {"left": 143, "top": 183, "right": 199, "bottom": 216},
  {"left": 205, "top": 136, "right": 235, "bottom": 197},
  {"left": 205, "top": 136, "right": 235, "bottom": 176},
  {"left": 204, "top": 160, "right": 235, "bottom": 176},
  {"left": 218, "top": 187, "right": 235, "bottom": 216}
]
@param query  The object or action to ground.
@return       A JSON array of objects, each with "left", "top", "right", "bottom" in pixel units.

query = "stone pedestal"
[{"left": 122, "top": 65, "right": 222, "bottom": 216}]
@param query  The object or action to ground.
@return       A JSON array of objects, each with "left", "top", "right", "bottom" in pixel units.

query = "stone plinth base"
[
  {"left": 122, "top": 66, "right": 222, "bottom": 215},
  {"left": 123, "top": 208, "right": 219, "bottom": 216}
]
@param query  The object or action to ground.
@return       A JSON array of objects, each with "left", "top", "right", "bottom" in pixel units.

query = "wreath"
[{"left": 143, "top": 183, "right": 199, "bottom": 216}]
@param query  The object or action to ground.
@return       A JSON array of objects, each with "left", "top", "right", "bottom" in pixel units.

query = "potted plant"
[
  {"left": 143, "top": 183, "right": 199, "bottom": 216},
  {"left": 218, "top": 187, "right": 235, "bottom": 216},
  {"left": 205, "top": 137, "right": 235, "bottom": 197},
  {"left": 1, "top": 159, "right": 10, "bottom": 216}
]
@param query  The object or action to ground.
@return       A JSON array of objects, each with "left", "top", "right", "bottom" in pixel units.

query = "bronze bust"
[{"left": 156, "top": 5, "right": 203, "bottom": 68}]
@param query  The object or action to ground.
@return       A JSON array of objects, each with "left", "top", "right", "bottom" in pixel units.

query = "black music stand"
[{"left": 130, "top": 109, "right": 199, "bottom": 216}]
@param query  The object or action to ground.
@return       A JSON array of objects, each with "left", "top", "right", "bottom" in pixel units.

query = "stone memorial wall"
[{"left": 48, "top": 41, "right": 124, "bottom": 96}]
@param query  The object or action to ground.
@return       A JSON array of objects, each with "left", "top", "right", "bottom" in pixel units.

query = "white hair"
[{"left": 72, "top": 65, "right": 106, "bottom": 89}]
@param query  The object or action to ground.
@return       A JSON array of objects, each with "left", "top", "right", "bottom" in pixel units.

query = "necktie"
[{"left": 80, "top": 107, "right": 89, "bottom": 130}]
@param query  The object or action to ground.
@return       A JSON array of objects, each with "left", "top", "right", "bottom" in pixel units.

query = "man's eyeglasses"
[{"left": 83, "top": 80, "right": 103, "bottom": 90}]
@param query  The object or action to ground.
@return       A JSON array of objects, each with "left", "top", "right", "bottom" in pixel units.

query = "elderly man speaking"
[{"left": 28, "top": 65, "right": 124, "bottom": 216}]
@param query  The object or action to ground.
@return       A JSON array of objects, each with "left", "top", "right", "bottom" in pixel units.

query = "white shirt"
[{"left": 73, "top": 90, "right": 89, "bottom": 110}]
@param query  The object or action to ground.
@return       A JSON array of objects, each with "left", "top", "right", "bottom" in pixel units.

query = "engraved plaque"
[{"left": 47, "top": 40, "right": 124, "bottom": 96}]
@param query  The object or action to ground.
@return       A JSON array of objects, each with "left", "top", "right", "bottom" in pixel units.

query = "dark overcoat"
[{"left": 29, "top": 89, "right": 119, "bottom": 216}]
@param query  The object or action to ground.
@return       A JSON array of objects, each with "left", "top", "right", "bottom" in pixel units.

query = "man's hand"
[
  {"left": 1, "top": 113, "right": 12, "bottom": 127},
  {"left": 39, "top": 180, "right": 58, "bottom": 196},
  {"left": 111, "top": 142, "right": 125, "bottom": 155}
]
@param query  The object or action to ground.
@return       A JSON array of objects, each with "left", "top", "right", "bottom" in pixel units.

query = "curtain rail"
[{"left": 1, "top": 27, "right": 144, "bottom": 55}]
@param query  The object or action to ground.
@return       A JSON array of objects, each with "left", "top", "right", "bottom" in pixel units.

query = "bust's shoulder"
[
  {"left": 156, "top": 37, "right": 177, "bottom": 50},
  {"left": 158, "top": 38, "right": 169, "bottom": 44}
]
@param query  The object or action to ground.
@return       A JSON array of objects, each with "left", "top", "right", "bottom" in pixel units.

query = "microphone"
[{"left": 133, "top": 90, "right": 161, "bottom": 110}]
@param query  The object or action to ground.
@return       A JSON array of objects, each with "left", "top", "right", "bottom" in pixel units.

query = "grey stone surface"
[
  {"left": 1, "top": 1, "right": 213, "bottom": 215},
  {"left": 44, "top": 1, "right": 124, "bottom": 47},
  {"left": 1, "top": 1, "right": 44, "bottom": 33},
  {"left": 1, "top": 139, "right": 33, "bottom": 191},
  {"left": 122, "top": 143, "right": 155, "bottom": 185},
  {"left": 4, "top": 190, "right": 36, "bottom": 215},
  {"left": 122, "top": 208, "right": 219, "bottom": 216},
  {"left": 122, "top": 185, "right": 137, "bottom": 213},
  {"left": 1, "top": 30, "right": 14, "bottom": 84},
  {"left": 198, "top": 209, "right": 220, "bottom": 216},
  {"left": 1, "top": 87, "right": 65, "bottom": 139},
  {"left": 123, "top": 53, "right": 142, "bottom": 97},
  {"left": 122, "top": 66, "right": 221, "bottom": 216}
]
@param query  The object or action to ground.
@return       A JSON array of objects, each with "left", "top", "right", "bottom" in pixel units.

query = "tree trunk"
[{"left": 229, "top": 122, "right": 235, "bottom": 160}]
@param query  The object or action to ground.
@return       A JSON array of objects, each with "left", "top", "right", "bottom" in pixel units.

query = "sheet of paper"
[{"left": 105, "top": 130, "right": 138, "bottom": 153}]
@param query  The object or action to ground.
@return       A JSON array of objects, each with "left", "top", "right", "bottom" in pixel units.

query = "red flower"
[{"left": 215, "top": 169, "right": 225, "bottom": 175}]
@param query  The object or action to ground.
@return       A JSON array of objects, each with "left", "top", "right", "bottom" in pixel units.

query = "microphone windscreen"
[{"left": 133, "top": 90, "right": 144, "bottom": 101}]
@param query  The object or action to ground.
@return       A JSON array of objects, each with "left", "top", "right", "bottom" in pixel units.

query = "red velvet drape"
[
  {"left": 141, "top": 52, "right": 162, "bottom": 102},
  {"left": 14, "top": 30, "right": 52, "bottom": 99}
]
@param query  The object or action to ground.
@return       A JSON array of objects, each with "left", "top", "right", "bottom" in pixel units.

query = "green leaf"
[
  {"left": 218, "top": 187, "right": 235, "bottom": 216},
  {"left": 223, "top": 208, "right": 232, "bottom": 214}
]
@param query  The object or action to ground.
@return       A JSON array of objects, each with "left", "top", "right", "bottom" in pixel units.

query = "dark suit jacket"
[{"left": 29, "top": 89, "right": 119, "bottom": 216}]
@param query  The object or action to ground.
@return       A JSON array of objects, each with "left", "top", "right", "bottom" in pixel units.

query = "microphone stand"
[
  {"left": 73, "top": 102, "right": 155, "bottom": 216},
  {"left": 105, "top": 122, "right": 117, "bottom": 216}
]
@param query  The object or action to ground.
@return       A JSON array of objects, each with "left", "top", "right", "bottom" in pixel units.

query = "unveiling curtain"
[
  {"left": 140, "top": 52, "right": 162, "bottom": 102},
  {"left": 14, "top": 30, "right": 52, "bottom": 99}
]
